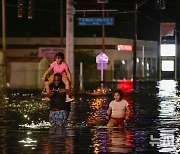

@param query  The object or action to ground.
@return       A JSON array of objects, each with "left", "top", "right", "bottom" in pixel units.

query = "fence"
[{"left": 0, "top": 67, "right": 158, "bottom": 90}]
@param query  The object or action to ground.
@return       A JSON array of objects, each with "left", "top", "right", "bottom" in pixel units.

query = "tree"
[{"left": 74, "top": 49, "right": 96, "bottom": 69}]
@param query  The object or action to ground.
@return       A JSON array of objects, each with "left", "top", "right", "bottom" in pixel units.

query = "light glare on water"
[{"left": 0, "top": 80, "right": 180, "bottom": 153}]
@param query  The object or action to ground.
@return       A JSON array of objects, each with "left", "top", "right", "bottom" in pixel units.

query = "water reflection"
[
  {"left": 157, "top": 128, "right": 179, "bottom": 153},
  {"left": 18, "top": 137, "right": 37, "bottom": 149},
  {"left": 43, "top": 128, "right": 74, "bottom": 154},
  {"left": 86, "top": 97, "right": 108, "bottom": 125},
  {"left": 107, "top": 128, "right": 132, "bottom": 153},
  {"left": 0, "top": 80, "right": 180, "bottom": 153},
  {"left": 156, "top": 80, "right": 180, "bottom": 127},
  {"left": 131, "top": 128, "right": 150, "bottom": 153},
  {"left": 90, "top": 127, "right": 132, "bottom": 153},
  {"left": 157, "top": 80, "right": 178, "bottom": 97}
]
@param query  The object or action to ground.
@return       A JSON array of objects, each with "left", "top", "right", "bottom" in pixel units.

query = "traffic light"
[
  {"left": 156, "top": 0, "right": 166, "bottom": 10},
  {"left": 17, "top": 0, "right": 24, "bottom": 18},
  {"left": 18, "top": 0, "right": 34, "bottom": 19},
  {"left": 28, "top": 0, "right": 34, "bottom": 19}
]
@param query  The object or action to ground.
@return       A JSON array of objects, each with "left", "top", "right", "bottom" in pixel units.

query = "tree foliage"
[{"left": 74, "top": 49, "right": 96, "bottom": 69}]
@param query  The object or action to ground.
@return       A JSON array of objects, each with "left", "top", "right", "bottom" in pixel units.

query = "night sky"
[{"left": 1, "top": 0, "right": 180, "bottom": 42}]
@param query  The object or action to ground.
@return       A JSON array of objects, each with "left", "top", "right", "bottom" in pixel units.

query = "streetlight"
[{"left": 156, "top": 0, "right": 166, "bottom": 10}]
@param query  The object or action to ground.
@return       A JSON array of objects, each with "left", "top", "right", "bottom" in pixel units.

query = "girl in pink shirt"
[
  {"left": 42, "top": 52, "right": 74, "bottom": 102},
  {"left": 106, "top": 89, "right": 131, "bottom": 127}
]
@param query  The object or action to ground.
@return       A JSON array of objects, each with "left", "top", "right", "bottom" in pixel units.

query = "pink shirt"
[
  {"left": 109, "top": 99, "right": 129, "bottom": 118},
  {"left": 50, "top": 61, "right": 69, "bottom": 76}
]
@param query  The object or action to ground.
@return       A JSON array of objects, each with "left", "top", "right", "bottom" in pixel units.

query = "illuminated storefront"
[{"left": 160, "top": 23, "right": 177, "bottom": 80}]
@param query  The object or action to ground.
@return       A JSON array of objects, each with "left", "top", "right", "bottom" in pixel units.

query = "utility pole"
[
  {"left": 133, "top": 2, "right": 137, "bottom": 88},
  {"left": 97, "top": 0, "right": 108, "bottom": 52},
  {"left": 102, "top": 3, "right": 105, "bottom": 52},
  {"left": 2, "top": 0, "right": 7, "bottom": 93},
  {"left": 60, "top": 0, "right": 64, "bottom": 47},
  {"left": 133, "top": 0, "right": 149, "bottom": 89},
  {"left": 66, "top": 0, "right": 74, "bottom": 85}
]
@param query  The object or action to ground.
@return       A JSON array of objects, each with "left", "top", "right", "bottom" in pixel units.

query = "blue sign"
[{"left": 78, "top": 17, "right": 114, "bottom": 26}]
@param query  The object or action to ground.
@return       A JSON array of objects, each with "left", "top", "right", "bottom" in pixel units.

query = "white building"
[{"left": 0, "top": 37, "right": 158, "bottom": 89}]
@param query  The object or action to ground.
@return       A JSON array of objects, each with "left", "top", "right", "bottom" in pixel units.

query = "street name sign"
[{"left": 78, "top": 17, "right": 114, "bottom": 26}]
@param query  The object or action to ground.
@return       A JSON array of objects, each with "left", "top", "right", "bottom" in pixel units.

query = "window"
[
  {"left": 114, "top": 60, "right": 127, "bottom": 79},
  {"left": 162, "top": 60, "right": 174, "bottom": 71},
  {"left": 160, "top": 44, "right": 175, "bottom": 56}
]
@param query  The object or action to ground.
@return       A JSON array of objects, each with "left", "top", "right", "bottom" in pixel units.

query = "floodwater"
[{"left": 0, "top": 80, "right": 180, "bottom": 154}]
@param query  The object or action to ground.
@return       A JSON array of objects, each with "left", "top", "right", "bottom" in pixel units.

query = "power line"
[
  {"left": 146, "top": 4, "right": 180, "bottom": 24},
  {"left": 2, "top": 1, "right": 180, "bottom": 27},
  {"left": 137, "top": 11, "right": 160, "bottom": 25}
]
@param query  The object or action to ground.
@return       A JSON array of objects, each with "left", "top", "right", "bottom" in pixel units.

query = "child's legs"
[
  {"left": 62, "top": 75, "right": 71, "bottom": 99},
  {"left": 62, "top": 76, "right": 70, "bottom": 89},
  {"left": 107, "top": 118, "right": 117, "bottom": 127},
  {"left": 45, "top": 75, "right": 54, "bottom": 93}
]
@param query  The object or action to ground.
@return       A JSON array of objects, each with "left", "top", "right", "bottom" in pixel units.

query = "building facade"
[{"left": 0, "top": 37, "right": 158, "bottom": 89}]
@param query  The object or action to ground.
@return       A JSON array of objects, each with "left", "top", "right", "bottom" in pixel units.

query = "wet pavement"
[{"left": 0, "top": 80, "right": 180, "bottom": 154}]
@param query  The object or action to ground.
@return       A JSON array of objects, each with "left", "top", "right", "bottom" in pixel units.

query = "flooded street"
[{"left": 0, "top": 80, "right": 180, "bottom": 154}]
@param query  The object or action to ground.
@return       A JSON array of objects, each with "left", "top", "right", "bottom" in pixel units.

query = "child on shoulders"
[{"left": 42, "top": 52, "right": 74, "bottom": 102}]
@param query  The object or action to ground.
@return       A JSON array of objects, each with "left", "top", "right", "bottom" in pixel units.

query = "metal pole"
[
  {"left": 66, "top": 0, "right": 74, "bottom": 85},
  {"left": 142, "top": 45, "right": 144, "bottom": 78},
  {"left": 132, "top": 0, "right": 149, "bottom": 85},
  {"left": 2, "top": 0, "right": 7, "bottom": 93},
  {"left": 175, "top": 28, "right": 177, "bottom": 80},
  {"left": 100, "top": 61, "right": 104, "bottom": 89},
  {"left": 60, "top": 0, "right": 64, "bottom": 47},
  {"left": 133, "top": 3, "right": 137, "bottom": 88},
  {"left": 80, "top": 62, "right": 83, "bottom": 90},
  {"left": 159, "top": 25, "right": 162, "bottom": 80},
  {"left": 102, "top": 3, "right": 105, "bottom": 52},
  {"left": 101, "top": 61, "right": 104, "bottom": 83},
  {"left": 101, "top": 3, "right": 105, "bottom": 89}
]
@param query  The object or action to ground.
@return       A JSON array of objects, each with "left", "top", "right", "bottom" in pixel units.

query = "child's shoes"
[
  {"left": 65, "top": 97, "right": 75, "bottom": 102},
  {"left": 42, "top": 97, "right": 50, "bottom": 102}
]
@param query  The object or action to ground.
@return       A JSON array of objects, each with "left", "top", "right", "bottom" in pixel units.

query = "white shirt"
[{"left": 109, "top": 99, "right": 129, "bottom": 118}]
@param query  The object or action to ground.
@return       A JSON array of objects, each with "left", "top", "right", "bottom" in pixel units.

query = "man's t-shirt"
[
  {"left": 49, "top": 83, "right": 70, "bottom": 111},
  {"left": 109, "top": 99, "right": 129, "bottom": 118}
]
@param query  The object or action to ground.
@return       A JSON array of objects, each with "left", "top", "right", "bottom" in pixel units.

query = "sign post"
[{"left": 96, "top": 52, "right": 108, "bottom": 87}]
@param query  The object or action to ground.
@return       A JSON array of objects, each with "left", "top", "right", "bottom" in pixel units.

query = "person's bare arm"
[
  {"left": 106, "top": 107, "right": 112, "bottom": 120},
  {"left": 41, "top": 90, "right": 54, "bottom": 98},
  {"left": 42, "top": 67, "right": 53, "bottom": 81},
  {"left": 59, "top": 88, "right": 77, "bottom": 96},
  {"left": 125, "top": 106, "right": 131, "bottom": 121}
]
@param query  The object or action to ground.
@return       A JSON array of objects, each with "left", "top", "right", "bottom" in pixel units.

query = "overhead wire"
[
  {"left": 147, "top": 4, "right": 174, "bottom": 22},
  {"left": 137, "top": 11, "right": 161, "bottom": 25},
  {"left": 2, "top": 1, "right": 180, "bottom": 27},
  {"left": 146, "top": 4, "right": 180, "bottom": 25}
]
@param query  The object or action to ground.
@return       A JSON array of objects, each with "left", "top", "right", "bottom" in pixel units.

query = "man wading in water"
[{"left": 42, "top": 73, "right": 75, "bottom": 127}]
